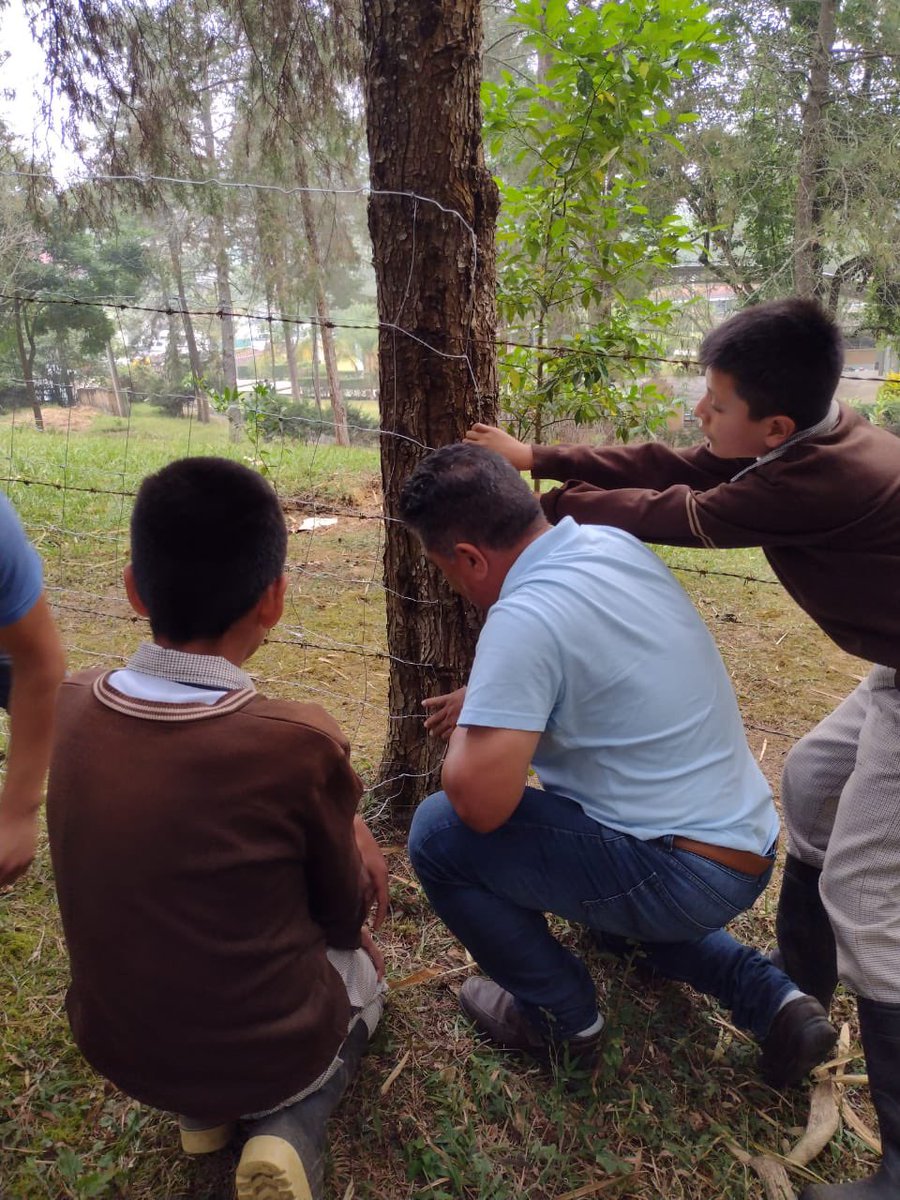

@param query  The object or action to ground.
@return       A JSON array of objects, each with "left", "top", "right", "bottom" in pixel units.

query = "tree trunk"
[
  {"left": 106, "top": 342, "right": 129, "bottom": 417},
  {"left": 13, "top": 298, "right": 43, "bottom": 432},
  {"left": 167, "top": 226, "right": 209, "bottom": 421},
  {"left": 363, "top": 0, "right": 500, "bottom": 822},
  {"left": 55, "top": 333, "right": 76, "bottom": 407},
  {"left": 310, "top": 320, "right": 323, "bottom": 418},
  {"left": 294, "top": 151, "right": 350, "bottom": 445},
  {"left": 202, "top": 93, "right": 237, "bottom": 393},
  {"left": 793, "top": 0, "right": 837, "bottom": 299},
  {"left": 276, "top": 279, "right": 303, "bottom": 405}
]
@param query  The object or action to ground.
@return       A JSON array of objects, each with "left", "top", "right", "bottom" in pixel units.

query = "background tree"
[
  {"left": 668, "top": 0, "right": 900, "bottom": 328},
  {"left": 0, "top": 165, "right": 148, "bottom": 426},
  {"left": 227, "top": 0, "right": 367, "bottom": 446}
]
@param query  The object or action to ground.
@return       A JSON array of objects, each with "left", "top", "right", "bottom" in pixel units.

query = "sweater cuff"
[
  {"left": 539, "top": 486, "right": 562, "bottom": 525},
  {"left": 530, "top": 443, "right": 561, "bottom": 480}
]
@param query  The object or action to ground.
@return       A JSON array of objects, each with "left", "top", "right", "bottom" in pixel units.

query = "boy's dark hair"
[
  {"left": 131, "top": 457, "right": 287, "bottom": 643},
  {"left": 699, "top": 297, "right": 843, "bottom": 426},
  {"left": 399, "top": 443, "right": 542, "bottom": 555}
]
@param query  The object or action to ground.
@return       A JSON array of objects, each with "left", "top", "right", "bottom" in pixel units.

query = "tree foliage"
[
  {"left": 483, "top": 0, "right": 718, "bottom": 442},
  {"left": 670, "top": 0, "right": 900, "bottom": 328}
]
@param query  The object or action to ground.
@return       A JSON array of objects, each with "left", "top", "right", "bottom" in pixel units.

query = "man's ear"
[
  {"left": 453, "top": 542, "right": 490, "bottom": 577},
  {"left": 123, "top": 564, "right": 150, "bottom": 618},
  {"left": 763, "top": 414, "right": 797, "bottom": 449},
  {"left": 257, "top": 573, "right": 287, "bottom": 631}
]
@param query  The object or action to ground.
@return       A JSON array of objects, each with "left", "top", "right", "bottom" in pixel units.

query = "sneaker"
[
  {"left": 458, "top": 976, "right": 602, "bottom": 1070},
  {"left": 759, "top": 994, "right": 837, "bottom": 1089}
]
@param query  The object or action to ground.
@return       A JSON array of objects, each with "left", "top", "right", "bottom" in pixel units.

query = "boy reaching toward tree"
[
  {"left": 467, "top": 298, "right": 900, "bottom": 1200},
  {"left": 46, "top": 457, "right": 388, "bottom": 1200}
]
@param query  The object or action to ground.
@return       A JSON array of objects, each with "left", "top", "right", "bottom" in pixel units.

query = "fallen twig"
[
  {"left": 787, "top": 1079, "right": 839, "bottom": 1165},
  {"left": 380, "top": 1049, "right": 410, "bottom": 1096}
]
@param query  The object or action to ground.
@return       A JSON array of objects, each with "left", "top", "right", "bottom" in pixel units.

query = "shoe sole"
[
  {"left": 235, "top": 1135, "right": 314, "bottom": 1200},
  {"left": 179, "top": 1121, "right": 235, "bottom": 1155},
  {"left": 763, "top": 1019, "right": 838, "bottom": 1089}
]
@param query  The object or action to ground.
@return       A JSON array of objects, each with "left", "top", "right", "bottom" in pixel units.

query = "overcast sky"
[{"left": 1, "top": 0, "right": 77, "bottom": 177}]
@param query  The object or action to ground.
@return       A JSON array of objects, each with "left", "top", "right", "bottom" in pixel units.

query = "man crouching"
[{"left": 402, "top": 443, "right": 834, "bottom": 1090}]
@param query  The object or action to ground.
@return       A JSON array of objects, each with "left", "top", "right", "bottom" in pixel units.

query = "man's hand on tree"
[
  {"left": 465, "top": 425, "right": 534, "bottom": 472},
  {"left": 423, "top": 687, "right": 467, "bottom": 741}
]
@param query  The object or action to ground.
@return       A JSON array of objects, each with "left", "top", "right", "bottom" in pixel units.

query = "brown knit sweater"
[
  {"left": 532, "top": 404, "right": 900, "bottom": 668},
  {"left": 47, "top": 670, "right": 367, "bottom": 1121}
]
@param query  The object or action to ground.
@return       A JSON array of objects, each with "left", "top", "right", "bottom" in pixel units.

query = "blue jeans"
[{"left": 409, "top": 787, "right": 794, "bottom": 1041}]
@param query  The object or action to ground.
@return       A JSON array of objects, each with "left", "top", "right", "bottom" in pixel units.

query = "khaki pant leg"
[{"left": 817, "top": 668, "right": 900, "bottom": 1000}]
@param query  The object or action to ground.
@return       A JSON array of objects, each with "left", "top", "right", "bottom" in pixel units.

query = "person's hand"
[
  {"left": 354, "top": 815, "right": 389, "bottom": 930},
  {"left": 423, "top": 687, "right": 467, "bottom": 741},
  {"left": 360, "top": 925, "right": 385, "bottom": 981},
  {"left": 0, "top": 805, "right": 39, "bottom": 887},
  {"left": 465, "top": 424, "right": 534, "bottom": 471}
]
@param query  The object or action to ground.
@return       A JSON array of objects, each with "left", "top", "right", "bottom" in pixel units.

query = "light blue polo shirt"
[
  {"left": 0, "top": 493, "right": 43, "bottom": 627},
  {"left": 459, "top": 517, "right": 778, "bottom": 853}
]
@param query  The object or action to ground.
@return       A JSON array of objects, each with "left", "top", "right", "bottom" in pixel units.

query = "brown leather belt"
[{"left": 672, "top": 835, "right": 774, "bottom": 877}]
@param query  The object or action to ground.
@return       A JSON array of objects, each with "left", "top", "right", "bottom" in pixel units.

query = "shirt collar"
[
  {"left": 730, "top": 399, "right": 841, "bottom": 482},
  {"left": 499, "top": 518, "right": 579, "bottom": 601},
  {"left": 126, "top": 642, "right": 254, "bottom": 692}
]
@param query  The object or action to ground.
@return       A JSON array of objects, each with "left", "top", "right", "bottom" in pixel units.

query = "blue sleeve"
[
  {"left": 459, "top": 602, "right": 564, "bottom": 732},
  {"left": 0, "top": 494, "right": 43, "bottom": 628}
]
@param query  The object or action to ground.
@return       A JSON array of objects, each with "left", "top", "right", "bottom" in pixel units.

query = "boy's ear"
[
  {"left": 258, "top": 573, "right": 287, "bottom": 631},
  {"left": 763, "top": 414, "right": 797, "bottom": 448},
  {"left": 122, "top": 564, "right": 150, "bottom": 618}
]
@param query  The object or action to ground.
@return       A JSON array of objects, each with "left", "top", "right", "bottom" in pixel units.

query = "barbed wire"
[{"left": 2, "top": 289, "right": 894, "bottom": 382}]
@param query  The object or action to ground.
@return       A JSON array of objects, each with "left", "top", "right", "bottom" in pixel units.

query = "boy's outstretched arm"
[
  {"left": 465, "top": 424, "right": 744, "bottom": 492},
  {"left": 532, "top": 438, "right": 744, "bottom": 491}
]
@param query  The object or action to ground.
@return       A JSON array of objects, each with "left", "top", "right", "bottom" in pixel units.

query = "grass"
[{"left": 0, "top": 404, "right": 882, "bottom": 1199}]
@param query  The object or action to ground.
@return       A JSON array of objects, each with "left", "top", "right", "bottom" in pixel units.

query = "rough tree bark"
[{"left": 363, "top": 0, "right": 500, "bottom": 822}]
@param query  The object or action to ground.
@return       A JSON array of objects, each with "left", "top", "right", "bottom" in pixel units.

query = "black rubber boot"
[
  {"left": 800, "top": 998, "right": 900, "bottom": 1198},
  {"left": 774, "top": 854, "right": 838, "bottom": 1012},
  {"left": 235, "top": 1020, "right": 370, "bottom": 1200}
]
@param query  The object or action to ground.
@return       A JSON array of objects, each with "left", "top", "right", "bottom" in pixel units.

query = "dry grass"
[{"left": 0, "top": 409, "right": 882, "bottom": 1199}]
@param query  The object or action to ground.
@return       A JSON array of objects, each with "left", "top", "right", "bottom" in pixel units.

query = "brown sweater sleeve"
[
  {"left": 532, "top": 440, "right": 748, "bottom": 491},
  {"left": 534, "top": 441, "right": 753, "bottom": 546},
  {"left": 539, "top": 438, "right": 866, "bottom": 550},
  {"left": 300, "top": 730, "right": 367, "bottom": 949}
]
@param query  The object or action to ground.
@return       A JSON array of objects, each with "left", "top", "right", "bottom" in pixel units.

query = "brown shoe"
[{"left": 458, "top": 976, "right": 602, "bottom": 1069}]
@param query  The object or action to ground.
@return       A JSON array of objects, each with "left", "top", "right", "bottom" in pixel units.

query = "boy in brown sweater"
[
  {"left": 47, "top": 457, "right": 388, "bottom": 1200},
  {"left": 467, "top": 298, "right": 900, "bottom": 1200}
]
